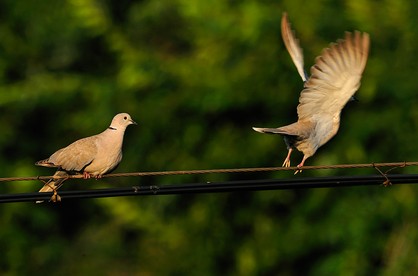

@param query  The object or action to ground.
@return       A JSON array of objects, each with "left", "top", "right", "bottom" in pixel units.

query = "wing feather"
[
  {"left": 47, "top": 136, "right": 98, "bottom": 172},
  {"left": 297, "top": 31, "right": 370, "bottom": 120},
  {"left": 281, "top": 12, "right": 307, "bottom": 81}
]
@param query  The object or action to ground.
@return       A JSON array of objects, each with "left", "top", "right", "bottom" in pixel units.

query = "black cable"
[{"left": 2, "top": 174, "right": 418, "bottom": 203}]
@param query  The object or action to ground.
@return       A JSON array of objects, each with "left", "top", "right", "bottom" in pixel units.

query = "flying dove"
[
  {"left": 253, "top": 13, "right": 370, "bottom": 172},
  {"left": 35, "top": 113, "right": 137, "bottom": 203}
]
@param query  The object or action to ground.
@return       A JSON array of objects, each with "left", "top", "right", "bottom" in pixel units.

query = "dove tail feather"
[
  {"left": 35, "top": 159, "right": 59, "bottom": 168},
  {"left": 253, "top": 127, "right": 288, "bottom": 135},
  {"left": 36, "top": 170, "right": 69, "bottom": 203},
  {"left": 37, "top": 179, "right": 66, "bottom": 193}
]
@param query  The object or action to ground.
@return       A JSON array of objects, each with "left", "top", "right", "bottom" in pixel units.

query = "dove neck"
[
  {"left": 102, "top": 126, "right": 127, "bottom": 145},
  {"left": 105, "top": 126, "right": 127, "bottom": 136}
]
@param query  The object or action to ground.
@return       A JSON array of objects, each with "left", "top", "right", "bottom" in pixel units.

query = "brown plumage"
[{"left": 253, "top": 13, "right": 370, "bottom": 171}]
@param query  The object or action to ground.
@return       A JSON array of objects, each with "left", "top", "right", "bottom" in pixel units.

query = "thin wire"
[
  {"left": 3, "top": 174, "right": 418, "bottom": 203},
  {"left": 0, "top": 161, "right": 414, "bottom": 183}
]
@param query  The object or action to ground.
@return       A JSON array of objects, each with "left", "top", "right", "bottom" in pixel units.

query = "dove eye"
[{"left": 124, "top": 116, "right": 127, "bottom": 120}]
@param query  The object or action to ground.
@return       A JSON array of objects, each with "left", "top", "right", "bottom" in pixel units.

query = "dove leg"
[
  {"left": 282, "top": 148, "right": 293, "bottom": 167},
  {"left": 294, "top": 156, "right": 308, "bottom": 175},
  {"left": 83, "top": 171, "right": 92, "bottom": 179}
]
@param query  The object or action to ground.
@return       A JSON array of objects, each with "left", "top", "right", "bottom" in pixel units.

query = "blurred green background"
[{"left": 1, "top": 0, "right": 418, "bottom": 275}]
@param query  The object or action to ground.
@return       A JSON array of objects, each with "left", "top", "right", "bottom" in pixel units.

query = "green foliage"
[{"left": 0, "top": 0, "right": 418, "bottom": 274}]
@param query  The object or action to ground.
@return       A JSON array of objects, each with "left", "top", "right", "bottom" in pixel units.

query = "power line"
[
  {"left": 2, "top": 174, "right": 418, "bottom": 203},
  {"left": 0, "top": 161, "right": 414, "bottom": 183}
]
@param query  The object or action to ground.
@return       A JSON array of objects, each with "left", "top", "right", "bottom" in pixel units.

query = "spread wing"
[
  {"left": 297, "top": 31, "right": 370, "bottom": 120},
  {"left": 46, "top": 136, "right": 98, "bottom": 172},
  {"left": 281, "top": 12, "right": 307, "bottom": 82}
]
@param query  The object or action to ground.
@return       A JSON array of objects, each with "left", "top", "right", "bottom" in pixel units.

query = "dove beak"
[{"left": 130, "top": 119, "right": 137, "bottom": 125}]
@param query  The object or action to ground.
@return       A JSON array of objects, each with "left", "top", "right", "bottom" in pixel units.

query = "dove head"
[{"left": 109, "top": 113, "right": 137, "bottom": 130}]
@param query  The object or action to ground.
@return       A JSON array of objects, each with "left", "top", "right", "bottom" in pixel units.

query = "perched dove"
[
  {"left": 35, "top": 113, "right": 136, "bottom": 202},
  {"left": 253, "top": 13, "right": 370, "bottom": 171}
]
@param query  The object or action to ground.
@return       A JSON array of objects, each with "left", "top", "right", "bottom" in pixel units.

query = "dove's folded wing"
[{"left": 48, "top": 136, "right": 98, "bottom": 172}]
